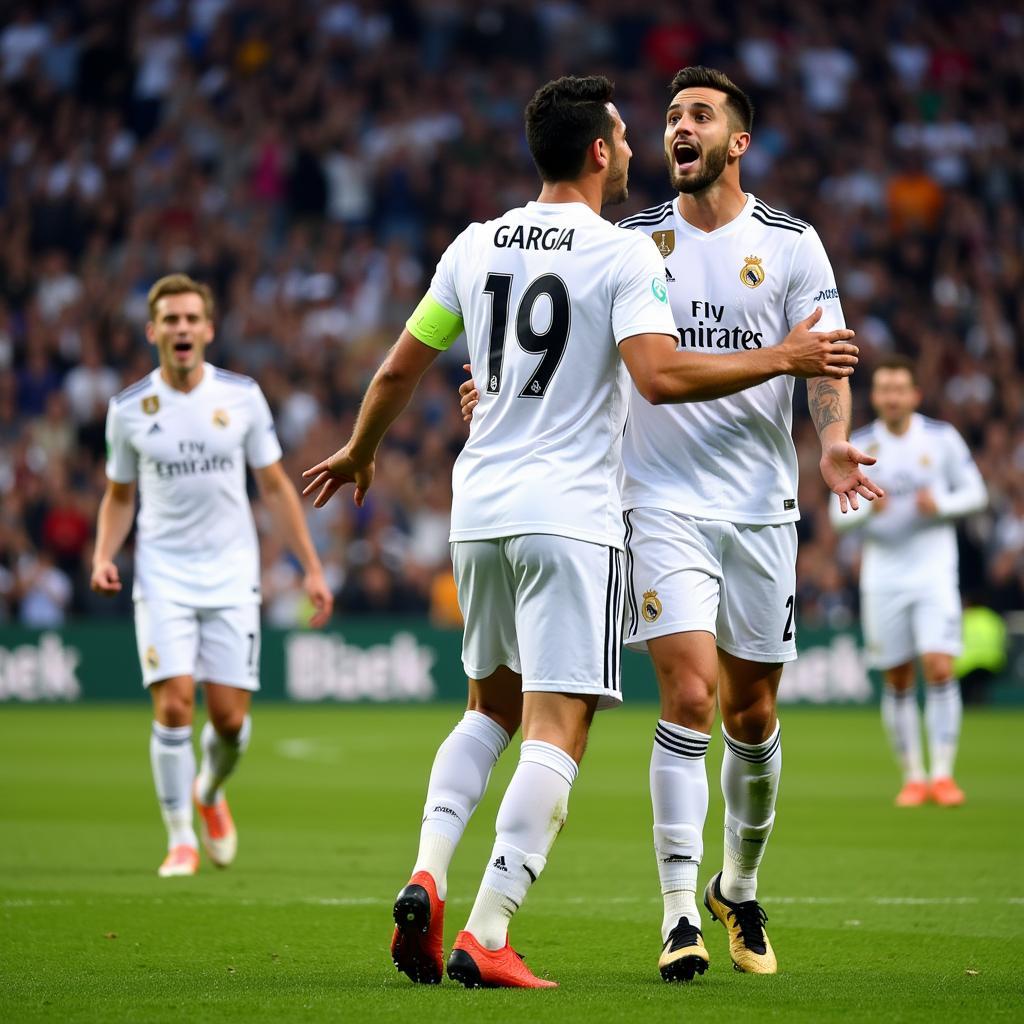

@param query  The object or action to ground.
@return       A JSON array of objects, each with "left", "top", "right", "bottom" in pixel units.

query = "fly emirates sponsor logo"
[{"left": 677, "top": 300, "right": 764, "bottom": 351}]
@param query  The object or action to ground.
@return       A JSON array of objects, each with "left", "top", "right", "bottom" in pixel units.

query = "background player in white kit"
[
  {"left": 91, "top": 274, "right": 333, "bottom": 877},
  {"left": 831, "top": 356, "right": 986, "bottom": 807},
  {"left": 302, "top": 76, "right": 859, "bottom": 989}
]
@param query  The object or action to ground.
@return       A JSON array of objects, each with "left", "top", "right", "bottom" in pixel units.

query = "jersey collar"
[
  {"left": 154, "top": 361, "right": 212, "bottom": 399},
  {"left": 672, "top": 192, "right": 756, "bottom": 240}
]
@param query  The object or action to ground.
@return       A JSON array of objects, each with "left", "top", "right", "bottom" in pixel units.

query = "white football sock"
[
  {"left": 881, "top": 686, "right": 926, "bottom": 783},
  {"left": 650, "top": 719, "right": 710, "bottom": 940},
  {"left": 465, "top": 740, "right": 577, "bottom": 950},
  {"left": 150, "top": 722, "right": 198, "bottom": 850},
  {"left": 196, "top": 715, "right": 252, "bottom": 806},
  {"left": 925, "top": 679, "right": 962, "bottom": 780},
  {"left": 720, "top": 723, "right": 781, "bottom": 904},
  {"left": 412, "top": 710, "right": 510, "bottom": 900}
]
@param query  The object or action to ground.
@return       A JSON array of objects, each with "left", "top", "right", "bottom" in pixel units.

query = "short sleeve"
[
  {"left": 611, "top": 233, "right": 678, "bottom": 344},
  {"left": 104, "top": 400, "right": 138, "bottom": 483},
  {"left": 785, "top": 227, "right": 846, "bottom": 332},
  {"left": 244, "top": 385, "right": 284, "bottom": 469}
]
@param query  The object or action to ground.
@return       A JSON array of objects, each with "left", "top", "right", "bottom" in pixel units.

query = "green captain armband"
[{"left": 406, "top": 293, "right": 464, "bottom": 351}]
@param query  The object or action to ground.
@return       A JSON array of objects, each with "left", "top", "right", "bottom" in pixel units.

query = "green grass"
[{"left": 1, "top": 704, "right": 1022, "bottom": 1022}]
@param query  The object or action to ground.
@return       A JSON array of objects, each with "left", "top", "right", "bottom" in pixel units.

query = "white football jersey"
[
  {"left": 105, "top": 364, "right": 283, "bottom": 607},
  {"left": 430, "top": 201, "right": 677, "bottom": 549},
  {"left": 619, "top": 193, "right": 845, "bottom": 524},
  {"left": 830, "top": 413, "right": 987, "bottom": 592}
]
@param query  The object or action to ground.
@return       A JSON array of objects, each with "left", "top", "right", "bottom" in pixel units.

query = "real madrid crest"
[
  {"left": 740, "top": 255, "right": 765, "bottom": 289},
  {"left": 652, "top": 230, "right": 675, "bottom": 258},
  {"left": 213, "top": 409, "right": 230, "bottom": 427},
  {"left": 919, "top": 454, "right": 931, "bottom": 467},
  {"left": 142, "top": 395, "right": 160, "bottom": 415},
  {"left": 642, "top": 589, "right": 663, "bottom": 623},
  {"left": 145, "top": 646, "right": 160, "bottom": 669}
]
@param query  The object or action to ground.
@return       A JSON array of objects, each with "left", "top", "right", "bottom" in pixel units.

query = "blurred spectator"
[{"left": 0, "top": 1, "right": 1020, "bottom": 626}]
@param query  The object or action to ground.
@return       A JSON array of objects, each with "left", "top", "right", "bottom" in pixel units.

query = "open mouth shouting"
[
  {"left": 172, "top": 340, "right": 195, "bottom": 361},
  {"left": 672, "top": 140, "right": 700, "bottom": 173}
]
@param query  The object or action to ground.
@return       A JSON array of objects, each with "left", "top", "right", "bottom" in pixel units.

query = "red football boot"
[
  {"left": 390, "top": 871, "right": 445, "bottom": 984},
  {"left": 446, "top": 930, "right": 557, "bottom": 989}
]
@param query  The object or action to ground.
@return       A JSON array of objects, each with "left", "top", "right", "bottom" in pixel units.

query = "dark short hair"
[
  {"left": 873, "top": 354, "right": 918, "bottom": 384},
  {"left": 525, "top": 75, "right": 615, "bottom": 183},
  {"left": 668, "top": 66, "right": 754, "bottom": 133}
]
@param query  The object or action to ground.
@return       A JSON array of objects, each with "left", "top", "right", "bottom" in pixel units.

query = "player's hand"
[
  {"left": 301, "top": 447, "right": 375, "bottom": 508},
  {"left": 779, "top": 308, "right": 858, "bottom": 379},
  {"left": 90, "top": 560, "right": 122, "bottom": 595},
  {"left": 821, "top": 440, "right": 885, "bottom": 513},
  {"left": 459, "top": 363, "right": 479, "bottom": 423},
  {"left": 915, "top": 488, "right": 938, "bottom": 517},
  {"left": 303, "top": 567, "right": 334, "bottom": 628}
]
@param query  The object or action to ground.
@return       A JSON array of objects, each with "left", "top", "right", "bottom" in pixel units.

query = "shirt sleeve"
[
  {"left": 934, "top": 426, "right": 987, "bottom": 519},
  {"left": 611, "top": 232, "right": 679, "bottom": 344},
  {"left": 104, "top": 400, "right": 138, "bottom": 483},
  {"left": 244, "top": 385, "right": 284, "bottom": 469},
  {"left": 785, "top": 226, "right": 846, "bottom": 332}
]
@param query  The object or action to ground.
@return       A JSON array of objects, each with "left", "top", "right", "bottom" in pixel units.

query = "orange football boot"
[
  {"left": 447, "top": 930, "right": 557, "bottom": 989},
  {"left": 194, "top": 781, "right": 237, "bottom": 867},
  {"left": 894, "top": 780, "right": 930, "bottom": 807},
  {"left": 391, "top": 871, "right": 445, "bottom": 984},
  {"left": 157, "top": 844, "right": 199, "bottom": 877},
  {"left": 930, "top": 777, "right": 965, "bottom": 806}
]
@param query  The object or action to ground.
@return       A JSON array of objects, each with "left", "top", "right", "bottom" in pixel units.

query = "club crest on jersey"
[
  {"left": 652, "top": 230, "right": 675, "bottom": 258},
  {"left": 642, "top": 589, "right": 663, "bottom": 623},
  {"left": 145, "top": 646, "right": 159, "bottom": 669},
  {"left": 212, "top": 409, "right": 230, "bottom": 428},
  {"left": 919, "top": 454, "right": 931, "bottom": 467},
  {"left": 142, "top": 395, "right": 160, "bottom": 415},
  {"left": 740, "top": 255, "right": 765, "bottom": 289}
]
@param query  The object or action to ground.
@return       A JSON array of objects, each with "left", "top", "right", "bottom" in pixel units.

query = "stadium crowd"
[{"left": 1, "top": 0, "right": 1022, "bottom": 629}]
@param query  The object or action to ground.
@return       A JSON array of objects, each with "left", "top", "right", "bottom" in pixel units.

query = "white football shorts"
[
  {"left": 133, "top": 598, "right": 261, "bottom": 690},
  {"left": 860, "top": 584, "right": 962, "bottom": 670},
  {"left": 452, "top": 534, "right": 623, "bottom": 710},
  {"left": 623, "top": 508, "right": 798, "bottom": 664}
]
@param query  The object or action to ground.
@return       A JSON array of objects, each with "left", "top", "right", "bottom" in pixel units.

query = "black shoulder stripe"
[
  {"left": 752, "top": 205, "right": 808, "bottom": 230},
  {"left": 753, "top": 200, "right": 809, "bottom": 229},
  {"left": 113, "top": 378, "right": 152, "bottom": 404},
  {"left": 618, "top": 202, "right": 673, "bottom": 228},
  {"left": 751, "top": 211, "right": 805, "bottom": 234}
]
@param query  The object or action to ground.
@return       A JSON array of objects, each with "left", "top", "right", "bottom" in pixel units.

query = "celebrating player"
[
  {"left": 302, "top": 75, "right": 858, "bottom": 989},
  {"left": 831, "top": 356, "right": 986, "bottom": 807},
  {"left": 91, "top": 274, "right": 333, "bottom": 878},
  {"left": 461, "top": 66, "right": 881, "bottom": 980}
]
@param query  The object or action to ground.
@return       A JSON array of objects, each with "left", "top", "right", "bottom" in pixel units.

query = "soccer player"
[
  {"left": 460, "top": 66, "right": 882, "bottom": 981},
  {"left": 831, "top": 356, "right": 986, "bottom": 807},
  {"left": 91, "top": 274, "right": 333, "bottom": 878},
  {"left": 302, "top": 75, "right": 858, "bottom": 989}
]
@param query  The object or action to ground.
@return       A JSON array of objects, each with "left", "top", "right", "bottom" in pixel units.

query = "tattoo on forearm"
[{"left": 810, "top": 380, "right": 843, "bottom": 435}]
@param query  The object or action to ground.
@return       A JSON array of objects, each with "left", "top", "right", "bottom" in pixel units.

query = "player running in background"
[
  {"left": 303, "top": 75, "right": 857, "bottom": 989},
  {"left": 831, "top": 356, "right": 986, "bottom": 807},
  {"left": 91, "top": 274, "right": 332, "bottom": 877},
  {"left": 463, "top": 66, "right": 880, "bottom": 979}
]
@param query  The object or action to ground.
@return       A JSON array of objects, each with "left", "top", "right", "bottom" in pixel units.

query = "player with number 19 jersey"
[{"left": 428, "top": 200, "right": 677, "bottom": 551}]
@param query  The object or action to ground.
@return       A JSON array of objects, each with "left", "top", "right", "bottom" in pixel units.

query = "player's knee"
[
  {"left": 156, "top": 695, "right": 193, "bottom": 728},
  {"left": 210, "top": 708, "right": 246, "bottom": 740},
  {"left": 884, "top": 663, "right": 916, "bottom": 691},
  {"left": 722, "top": 692, "right": 776, "bottom": 743},
  {"left": 921, "top": 654, "right": 954, "bottom": 684},
  {"left": 659, "top": 670, "right": 716, "bottom": 730}
]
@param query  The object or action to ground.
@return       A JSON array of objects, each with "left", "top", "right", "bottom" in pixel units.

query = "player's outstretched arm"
[
  {"left": 91, "top": 480, "right": 137, "bottom": 594},
  {"left": 809, "top": 375, "right": 885, "bottom": 513},
  {"left": 619, "top": 308, "right": 858, "bottom": 406},
  {"left": 253, "top": 461, "right": 334, "bottom": 628},
  {"left": 302, "top": 328, "right": 441, "bottom": 508}
]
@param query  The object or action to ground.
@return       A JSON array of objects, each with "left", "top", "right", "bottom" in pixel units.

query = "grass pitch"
[{"left": 1, "top": 703, "right": 1021, "bottom": 1022}]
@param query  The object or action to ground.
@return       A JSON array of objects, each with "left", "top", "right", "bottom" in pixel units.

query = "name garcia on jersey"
[{"left": 493, "top": 224, "right": 575, "bottom": 251}]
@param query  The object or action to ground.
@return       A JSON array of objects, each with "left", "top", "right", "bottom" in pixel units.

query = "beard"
[
  {"left": 603, "top": 152, "right": 629, "bottom": 206},
  {"left": 666, "top": 136, "right": 729, "bottom": 194}
]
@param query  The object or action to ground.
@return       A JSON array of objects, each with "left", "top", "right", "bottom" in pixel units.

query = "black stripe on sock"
[
  {"left": 655, "top": 724, "right": 710, "bottom": 758},
  {"left": 151, "top": 726, "right": 192, "bottom": 747},
  {"left": 723, "top": 729, "right": 781, "bottom": 764}
]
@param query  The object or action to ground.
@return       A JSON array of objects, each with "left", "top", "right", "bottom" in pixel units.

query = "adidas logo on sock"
[
  {"left": 661, "top": 854, "right": 691, "bottom": 863},
  {"left": 492, "top": 855, "right": 508, "bottom": 872}
]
